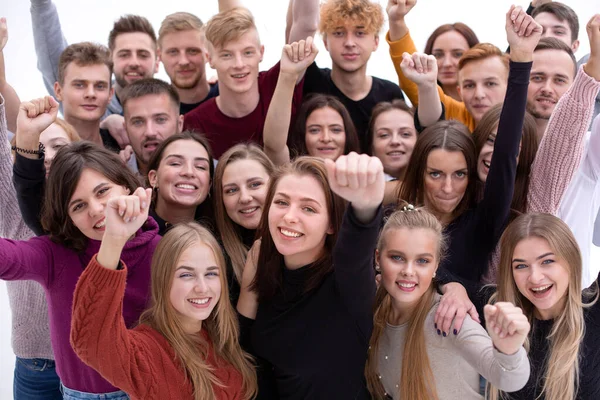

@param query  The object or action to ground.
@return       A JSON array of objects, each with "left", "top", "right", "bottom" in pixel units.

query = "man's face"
[
  {"left": 457, "top": 56, "right": 508, "bottom": 123},
  {"left": 124, "top": 93, "right": 183, "bottom": 167},
  {"left": 54, "top": 62, "right": 113, "bottom": 122},
  {"left": 534, "top": 11, "right": 579, "bottom": 52},
  {"left": 112, "top": 32, "right": 159, "bottom": 88},
  {"left": 160, "top": 29, "right": 207, "bottom": 90},
  {"left": 324, "top": 23, "right": 379, "bottom": 73},
  {"left": 207, "top": 29, "right": 264, "bottom": 95},
  {"left": 526, "top": 49, "right": 575, "bottom": 121}
]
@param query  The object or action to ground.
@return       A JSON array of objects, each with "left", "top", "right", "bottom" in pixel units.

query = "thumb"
[
  {"left": 483, "top": 304, "right": 497, "bottom": 322},
  {"left": 143, "top": 188, "right": 152, "bottom": 210},
  {"left": 324, "top": 158, "right": 336, "bottom": 184}
]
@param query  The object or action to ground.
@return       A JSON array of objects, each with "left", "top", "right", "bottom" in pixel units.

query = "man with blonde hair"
[
  {"left": 183, "top": 3, "right": 306, "bottom": 159},
  {"left": 158, "top": 12, "right": 218, "bottom": 115}
]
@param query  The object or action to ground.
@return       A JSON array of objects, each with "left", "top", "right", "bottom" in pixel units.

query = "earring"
[
  {"left": 375, "top": 264, "right": 381, "bottom": 272},
  {"left": 432, "top": 272, "right": 436, "bottom": 278}
]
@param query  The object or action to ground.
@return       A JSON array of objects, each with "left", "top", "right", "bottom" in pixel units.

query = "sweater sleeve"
[
  {"left": 452, "top": 315, "right": 530, "bottom": 393},
  {"left": 333, "top": 205, "right": 383, "bottom": 337},
  {"left": 527, "top": 65, "right": 600, "bottom": 214},
  {"left": 386, "top": 31, "right": 475, "bottom": 131},
  {"left": 12, "top": 153, "right": 46, "bottom": 236},
  {"left": 0, "top": 236, "right": 54, "bottom": 286},
  {"left": 471, "top": 61, "right": 531, "bottom": 280},
  {"left": 70, "top": 256, "right": 162, "bottom": 399},
  {"left": 30, "top": 0, "right": 68, "bottom": 101},
  {"left": 0, "top": 97, "right": 35, "bottom": 241}
]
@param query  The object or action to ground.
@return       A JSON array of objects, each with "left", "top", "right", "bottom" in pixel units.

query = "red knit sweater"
[{"left": 70, "top": 256, "right": 244, "bottom": 399}]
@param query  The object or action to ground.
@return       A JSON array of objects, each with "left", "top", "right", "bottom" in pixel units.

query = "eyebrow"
[
  {"left": 68, "top": 182, "right": 109, "bottom": 208},
  {"left": 275, "top": 192, "right": 322, "bottom": 206},
  {"left": 164, "top": 154, "right": 210, "bottom": 163},
  {"left": 388, "top": 250, "right": 434, "bottom": 258},
  {"left": 176, "top": 265, "right": 219, "bottom": 272},
  {"left": 223, "top": 177, "right": 263, "bottom": 188},
  {"left": 512, "top": 252, "right": 554, "bottom": 263}
]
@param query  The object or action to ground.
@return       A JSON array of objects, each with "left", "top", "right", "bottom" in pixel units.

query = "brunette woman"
[
  {"left": 0, "top": 100, "right": 160, "bottom": 398},
  {"left": 365, "top": 206, "right": 530, "bottom": 399},
  {"left": 214, "top": 143, "right": 274, "bottom": 304},
  {"left": 71, "top": 203, "right": 257, "bottom": 400},
  {"left": 237, "top": 153, "right": 385, "bottom": 399},
  {"left": 146, "top": 131, "right": 215, "bottom": 234}
]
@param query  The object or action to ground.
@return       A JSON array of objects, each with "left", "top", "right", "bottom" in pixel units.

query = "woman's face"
[
  {"left": 221, "top": 159, "right": 270, "bottom": 230},
  {"left": 431, "top": 30, "right": 470, "bottom": 87},
  {"left": 40, "top": 123, "right": 71, "bottom": 178},
  {"left": 372, "top": 109, "right": 417, "bottom": 178},
  {"left": 511, "top": 236, "right": 570, "bottom": 320},
  {"left": 378, "top": 227, "right": 439, "bottom": 314},
  {"left": 268, "top": 174, "right": 333, "bottom": 269},
  {"left": 170, "top": 242, "right": 222, "bottom": 334},
  {"left": 304, "top": 106, "right": 346, "bottom": 161},
  {"left": 67, "top": 168, "right": 130, "bottom": 241},
  {"left": 477, "top": 124, "right": 522, "bottom": 183},
  {"left": 423, "top": 149, "right": 469, "bottom": 219},
  {"left": 148, "top": 139, "right": 211, "bottom": 209}
]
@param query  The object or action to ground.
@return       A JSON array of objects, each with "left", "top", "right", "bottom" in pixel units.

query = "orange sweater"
[
  {"left": 71, "top": 256, "right": 244, "bottom": 400},
  {"left": 386, "top": 30, "right": 477, "bottom": 132}
]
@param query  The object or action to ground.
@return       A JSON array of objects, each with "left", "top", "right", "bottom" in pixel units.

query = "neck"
[
  {"left": 155, "top": 198, "right": 197, "bottom": 225},
  {"left": 441, "top": 83, "right": 461, "bottom": 101},
  {"left": 115, "top": 83, "right": 125, "bottom": 101},
  {"left": 330, "top": 64, "right": 372, "bottom": 101},
  {"left": 64, "top": 115, "right": 102, "bottom": 145},
  {"left": 137, "top": 160, "right": 149, "bottom": 178},
  {"left": 182, "top": 319, "right": 203, "bottom": 335},
  {"left": 284, "top": 245, "right": 325, "bottom": 271},
  {"left": 215, "top": 83, "right": 260, "bottom": 118},
  {"left": 535, "top": 118, "right": 549, "bottom": 141},
  {"left": 534, "top": 296, "right": 566, "bottom": 321},
  {"left": 430, "top": 208, "right": 454, "bottom": 226},
  {"left": 389, "top": 297, "right": 415, "bottom": 325},
  {"left": 177, "top": 78, "right": 211, "bottom": 105}
]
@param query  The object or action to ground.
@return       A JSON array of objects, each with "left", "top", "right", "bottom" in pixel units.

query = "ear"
[
  {"left": 177, "top": 114, "right": 184, "bottom": 133},
  {"left": 373, "top": 35, "right": 380, "bottom": 52},
  {"left": 323, "top": 35, "right": 330, "bottom": 52},
  {"left": 259, "top": 44, "right": 265, "bottom": 63},
  {"left": 108, "top": 86, "right": 115, "bottom": 102},
  {"left": 54, "top": 82, "right": 63, "bottom": 101},
  {"left": 456, "top": 84, "right": 462, "bottom": 101},
  {"left": 326, "top": 224, "right": 335, "bottom": 235},
  {"left": 206, "top": 47, "right": 216, "bottom": 69},
  {"left": 375, "top": 249, "right": 381, "bottom": 267},
  {"left": 148, "top": 170, "right": 158, "bottom": 188},
  {"left": 157, "top": 48, "right": 163, "bottom": 64},
  {"left": 571, "top": 39, "right": 580, "bottom": 53},
  {"left": 153, "top": 55, "right": 160, "bottom": 74}
]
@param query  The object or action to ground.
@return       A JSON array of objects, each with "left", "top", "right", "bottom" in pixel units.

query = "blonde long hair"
[
  {"left": 490, "top": 213, "right": 598, "bottom": 400},
  {"left": 139, "top": 222, "right": 257, "bottom": 400},
  {"left": 213, "top": 144, "right": 274, "bottom": 284},
  {"left": 365, "top": 206, "right": 446, "bottom": 400}
]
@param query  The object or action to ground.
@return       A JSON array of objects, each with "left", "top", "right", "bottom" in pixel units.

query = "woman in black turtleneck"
[{"left": 237, "top": 153, "right": 385, "bottom": 399}]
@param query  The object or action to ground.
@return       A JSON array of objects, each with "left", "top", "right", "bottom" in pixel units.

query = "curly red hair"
[{"left": 319, "top": 0, "right": 384, "bottom": 35}]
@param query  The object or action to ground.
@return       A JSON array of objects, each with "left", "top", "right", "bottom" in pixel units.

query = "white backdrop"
[{"left": 0, "top": 0, "right": 597, "bottom": 398}]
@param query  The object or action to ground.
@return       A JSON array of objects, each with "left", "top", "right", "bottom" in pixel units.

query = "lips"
[
  {"left": 396, "top": 280, "right": 417, "bottom": 292},
  {"left": 387, "top": 150, "right": 406, "bottom": 157},
  {"left": 143, "top": 141, "right": 160, "bottom": 152},
  {"left": 174, "top": 182, "right": 198, "bottom": 192},
  {"left": 93, "top": 217, "right": 106, "bottom": 230},
  {"left": 239, "top": 206, "right": 259, "bottom": 215},
  {"left": 231, "top": 73, "right": 250, "bottom": 80},
  {"left": 187, "top": 298, "right": 211, "bottom": 308},
  {"left": 535, "top": 97, "right": 557, "bottom": 107},
  {"left": 530, "top": 284, "right": 553, "bottom": 298},
  {"left": 279, "top": 227, "right": 303, "bottom": 238},
  {"left": 342, "top": 53, "right": 359, "bottom": 61},
  {"left": 81, "top": 105, "right": 99, "bottom": 111}
]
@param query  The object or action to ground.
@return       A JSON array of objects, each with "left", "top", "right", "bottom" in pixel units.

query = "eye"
[
  {"left": 486, "top": 137, "right": 495, "bottom": 145},
  {"left": 225, "top": 187, "right": 238, "bottom": 195},
  {"left": 179, "top": 272, "right": 193, "bottom": 278},
  {"left": 274, "top": 199, "right": 288, "bottom": 206},
  {"left": 96, "top": 83, "right": 108, "bottom": 90},
  {"left": 485, "top": 81, "right": 498, "bottom": 87},
  {"left": 156, "top": 117, "right": 168, "bottom": 124},
  {"left": 303, "top": 206, "right": 316, "bottom": 213},
  {"left": 167, "top": 49, "right": 178, "bottom": 56},
  {"left": 132, "top": 120, "right": 144, "bottom": 127},
  {"left": 377, "top": 132, "right": 389, "bottom": 139},
  {"left": 401, "top": 131, "right": 414, "bottom": 138},
  {"left": 245, "top": 50, "right": 255, "bottom": 56},
  {"left": 531, "top": 76, "right": 543, "bottom": 82},
  {"left": 463, "top": 83, "right": 474, "bottom": 89},
  {"left": 331, "top": 127, "right": 344, "bottom": 134},
  {"left": 416, "top": 258, "right": 430, "bottom": 264},
  {"left": 308, "top": 128, "right": 321, "bottom": 135},
  {"left": 52, "top": 144, "right": 66, "bottom": 150},
  {"left": 71, "top": 203, "right": 85, "bottom": 213},
  {"left": 221, "top": 53, "right": 231, "bottom": 59},
  {"left": 188, "top": 49, "right": 200, "bottom": 56},
  {"left": 73, "top": 82, "right": 84, "bottom": 88},
  {"left": 195, "top": 164, "right": 208, "bottom": 171},
  {"left": 452, "top": 51, "right": 463, "bottom": 59},
  {"left": 429, "top": 171, "right": 441, "bottom": 179},
  {"left": 433, "top": 52, "right": 444, "bottom": 60},
  {"left": 455, "top": 171, "right": 467, "bottom": 178},
  {"left": 138, "top": 52, "right": 151, "bottom": 59},
  {"left": 250, "top": 181, "right": 263, "bottom": 189},
  {"left": 391, "top": 255, "right": 404, "bottom": 262},
  {"left": 555, "top": 78, "right": 568, "bottom": 85},
  {"left": 97, "top": 187, "right": 110, "bottom": 196},
  {"left": 206, "top": 271, "right": 219, "bottom": 277},
  {"left": 541, "top": 259, "right": 554, "bottom": 265},
  {"left": 355, "top": 31, "right": 366, "bottom": 37},
  {"left": 513, "top": 263, "right": 528, "bottom": 270},
  {"left": 168, "top": 161, "right": 182, "bottom": 167}
]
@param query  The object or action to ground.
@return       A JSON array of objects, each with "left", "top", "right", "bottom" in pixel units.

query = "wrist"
[
  {"left": 583, "top": 60, "right": 600, "bottom": 82},
  {"left": 97, "top": 235, "right": 128, "bottom": 270},
  {"left": 388, "top": 20, "right": 408, "bottom": 42},
  {"left": 279, "top": 70, "right": 301, "bottom": 82},
  {"left": 509, "top": 50, "right": 533, "bottom": 63}
]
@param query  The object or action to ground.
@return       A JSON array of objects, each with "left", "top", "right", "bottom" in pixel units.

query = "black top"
[
  {"left": 441, "top": 61, "right": 532, "bottom": 283},
  {"left": 99, "top": 129, "right": 121, "bottom": 153},
  {"left": 224, "top": 226, "right": 256, "bottom": 306},
  {"left": 303, "top": 62, "right": 405, "bottom": 153},
  {"left": 179, "top": 83, "right": 219, "bottom": 115},
  {"left": 244, "top": 205, "right": 382, "bottom": 399}
]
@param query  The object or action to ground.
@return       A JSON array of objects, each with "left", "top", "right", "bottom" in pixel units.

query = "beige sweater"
[{"left": 377, "top": 295, "right": 529, "bottom": 399}]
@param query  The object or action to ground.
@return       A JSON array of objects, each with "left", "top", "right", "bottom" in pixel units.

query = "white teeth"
[
  {"left": 398, "top": 282, "right": 416, "bottom": 288},
  {"left": 280, "top": 228, "right": 302, "bottom": 238},
  {"left": 94, "top": 219, "right": 106, "bottom": 229},
  {"left": 126, "top": 72, "right": 141, "bottom": 76},
  {"left": 176, "top": 184, "right": 196, "bottom": 190},
  {"left": 388, "top": 151, "right": 405, "bottom": 156},
  {"left": 232, "top": 73, "right": 248, "bottom": 78},
  {"left": 240, "top": 207, "right": 258, "bottom": 214},
  {"left": 188, "top": 298, "right": 209, "bottom": 305},
  {"left": 531, "top": 284, "right": 552, "bottom": 292},
  {"left": 483, "top": 161, "right": 491, "bottom": 168}
]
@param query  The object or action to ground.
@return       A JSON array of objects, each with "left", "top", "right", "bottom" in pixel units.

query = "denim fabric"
[
  {"left": 13, "top": 357, "right": 62, "bottom": 400},
  {"left": 60, "top": 384, "right": 129, "bottom": 400}
]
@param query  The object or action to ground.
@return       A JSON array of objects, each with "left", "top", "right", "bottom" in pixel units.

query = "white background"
[{"left": 0, "top": 0, "right": 596, "bottom": 398}]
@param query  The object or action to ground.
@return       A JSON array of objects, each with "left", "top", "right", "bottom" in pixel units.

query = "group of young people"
[{"left": 1, "top": 0, "right": 600, "bottom": 399}]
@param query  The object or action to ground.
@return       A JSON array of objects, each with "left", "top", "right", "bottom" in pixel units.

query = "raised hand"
[
  {"left": 584, "top": 14, "right": 600, "bottom": 81},
  {"left": 400, "top": 52, "right": 437, "bottom": 87},
  {"left": 386, "top": 0, "right": 417, "bottom": 23},
  {"left": 506, "top": 5, "right": 543, "bottom": 62},
  {"left": 280, "top": 36, "right": 318, "bottom": 78},
  {"left": 0, "top": 18, "right": 7, "bottom": 51},
  {"left": 100, "top": 114, "right": 130, "bottom": 149},
  {"left": 531, "top": 0, "right": 552, "bottom": 7},
  {"left": 435, "top": 282, "right": 480, "bottom": 336},
  {"left": 325, "top": 152, "right": 384, "bottom": 222},
  {"left": 16, "top": 96, "right": 59, "bottom": 140},
  {"left": 104, "top": 187, "right": 152, "bottom": 242},
  {"left": 484, "top": 302, "right": 530, "bottom": 355},
  {"left": 119, "top": 145, "right": 134, "bottom": 165}
]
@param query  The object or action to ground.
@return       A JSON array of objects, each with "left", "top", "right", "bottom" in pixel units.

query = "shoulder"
[{"left": 184, "top": 99, "right": 218, "bottom": 122}]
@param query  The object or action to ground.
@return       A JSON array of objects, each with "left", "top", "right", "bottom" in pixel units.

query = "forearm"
[
  {"left": 97, "top": 235, "right": 127, "bottom": 270},
  {"left": 387, "top": 31, "right": 420, "bottom": 105},
  {"left": 287, "top": 0, "right": 319, "bottom": 44},
  {"left": 263, "top": 72, "right": 296, "bottom": 166},
  {"left": 13, "top": 154, "right": 46, "bottom": 235},
  {"left": 388, "top": 19, "right": 409, "bottom": 42},
  {"left": 218, "top": 0, "right": 243, "bottom": 12},
  {"left": 0, "top": 52, "right": 20, "bottom": 133},
  {"left": 416, "top": 83, "right": 443, "bottom": 127}
]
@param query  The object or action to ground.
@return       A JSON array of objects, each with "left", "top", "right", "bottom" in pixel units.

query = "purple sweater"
[{"left": 0, "top": 218, "right": 160, "bottom": 393}]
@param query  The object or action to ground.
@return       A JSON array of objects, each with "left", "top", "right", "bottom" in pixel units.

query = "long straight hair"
[
  {"left": 490, "top": 213, "right": 598, "bottom": 400},
  {"left": 250, "top": 157, "right": 347, "bottom": 301},
  {"left": 213, "top": 143, "right": 274, "bottom": 284},
  {"left": 139, "top": 222, "right": 257, "bottom": 400},
  {"left": 365, "top": 206, "right": 446, "bottom": 400}
]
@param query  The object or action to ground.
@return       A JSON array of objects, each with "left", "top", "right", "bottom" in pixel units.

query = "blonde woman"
[
  {"left": 365, "top": 206, "right": 530, "bottom": 400},
  {"left": 70, "top": 188, "right": 257, "bottom": 400}
]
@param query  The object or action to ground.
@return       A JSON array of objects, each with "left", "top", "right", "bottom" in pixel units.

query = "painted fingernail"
[
  {"left": 434, "top": 323, "right": 438, "bottom": 329},
  {"left": 453, "top": 329, "right": 458, "bottom": 335},
  {"left": 443, "top": 332, "right": 447, "bottom": 337},
  {"left": 437, "top": 329, "right": 441, "bottom": 335},
  {"left": 125, "top": 217, "right": 130, "bottom": 223},
  {"left": 141, "top": 202, "right": 147, "bottom": 209}
]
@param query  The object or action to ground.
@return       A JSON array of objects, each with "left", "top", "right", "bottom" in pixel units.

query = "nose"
[
  {"left": 194, "top": 277, "right": 209, "bottom": 293},
  {"left": 283, "top": 205, "right": 299, "bottom": 224},
  {"left": 389, "top": 132, "right": 401, "bottom": 146},
  {"left": 474, "top": 84, "right": 486, "bottom": 99},
  {"left": 528, "top": 264, "right": 546, "bottom": 283},
  {"left": 84, "top": 83, "right": 96, "bottom": 99},
  {"left": 180, "top": 161, "right": 194, "bottom": 177},
  {"left": 178, "top": 51, "right": 190, "bottom": 66},
  {"left": 402, "top": 262, "right": 415, "bottom": 276},
  {"left": 441, "top": 176, "right": 453, "bottom": 194},
  {"left": 441, "top": 54, "right": 452, "bottom": 67},
  {"left": 88, "top": 198, "right": 105, "bottom": 218},
  {"left": 320, "top": 129, "right": 332, "bottom": 143},
  {"left": 540, "top": 79, "right": 554, "bottom": 95},
  {"left": 239, "top": 187, "right": 252, "bottom": 204},
  {"left": 233, "top": 53, "right": 244, "bottom": 68},
  {"left": 344, "top": 33, "right": 356, "bottom": 47}
]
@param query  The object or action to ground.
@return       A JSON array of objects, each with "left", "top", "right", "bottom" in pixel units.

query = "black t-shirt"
[
  {"left": 99, "top": 129, "right": 121, "bottom": 153},
  {"left": 179, "top": 83, "right": 219, "bottom": 115},
  {"left": 303, "top": 62, "right": 405, "bottom": 152}
]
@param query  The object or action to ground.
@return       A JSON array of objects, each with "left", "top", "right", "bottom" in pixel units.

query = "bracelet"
[{"left": 11, "top": 142, "right": 45, "bottom": 155}]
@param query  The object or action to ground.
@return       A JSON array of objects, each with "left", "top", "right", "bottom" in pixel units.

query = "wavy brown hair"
[
  {"left": 41, "top": 141, "right": 142, "bottom": 251},
  {"left": 250, "top": 157, "right": 347, "bottom": 301},
  {"left": 490, "top": 213, "right": 598, "bottom": 400},
  {"left": 365, "top": 206, "right": 446, "bottom": 399},
  {"left": 424, "top": 23, "right": 479, "bottom": 56},
  {"left": 213, "top": 143, "right": 274, "bottom": 284},
  {"left": 472, "top": 104, "right": 539, "bottom": 214},
  {"left": 139, "top": 222, "right": 257, "bottom": 400}
]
